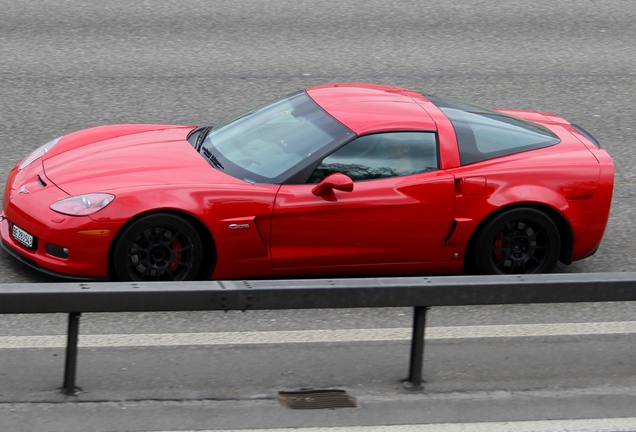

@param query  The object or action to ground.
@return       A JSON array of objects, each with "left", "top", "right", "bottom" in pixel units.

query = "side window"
[
  {"left": 309, "top": 132, "right": 438, "bottom": 182},
  {"left": 427, "top": 96, "right": 560, "bottom": 165}
]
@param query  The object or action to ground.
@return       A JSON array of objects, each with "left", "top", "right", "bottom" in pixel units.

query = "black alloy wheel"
[
  {"left": 113, "top": 213, "right": 203, "bottom": 281},
  {"left": 474, "top": 208, "right": 561, "bottom": 275}
]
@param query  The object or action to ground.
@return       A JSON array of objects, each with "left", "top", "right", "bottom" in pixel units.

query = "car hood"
[{"left": 42, "top": 124, "right": 244, "bottom": 195}]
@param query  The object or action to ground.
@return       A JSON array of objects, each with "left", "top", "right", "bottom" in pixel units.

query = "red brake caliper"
[
  {"left": 493, "top": 232, "right": 505, "bottom": 261},
  {"left": 170, "top": 239, "right": 182, "bottom": 271}
]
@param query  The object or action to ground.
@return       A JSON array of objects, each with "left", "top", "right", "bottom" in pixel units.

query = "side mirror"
[{"left": 311, "top": 173, "right": 354, "bottom": 197}]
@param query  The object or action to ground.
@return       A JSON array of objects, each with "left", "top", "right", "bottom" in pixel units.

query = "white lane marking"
[
  {"left": 149, "top": 417, "right": 636, "bottom": 432},
  {"left": 1, "top": 321, "right": 635, "bottom": 349}
]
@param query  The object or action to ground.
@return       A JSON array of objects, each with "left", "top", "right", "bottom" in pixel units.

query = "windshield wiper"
[
  {"left": 194, "top": 126, "right": 214, "bottom": 151},
  {"left": 201, "top": 145, "right": 224, "bottom": 170}
]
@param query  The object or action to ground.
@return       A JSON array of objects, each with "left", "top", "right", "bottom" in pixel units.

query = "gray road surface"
[{"left": 1, "top": 0, "right": 636, "bottom": 431}]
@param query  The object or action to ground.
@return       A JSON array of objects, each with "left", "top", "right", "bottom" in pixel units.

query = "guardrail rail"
[{"left": 2, "top": 273, "right": 636, "bottom": 395}]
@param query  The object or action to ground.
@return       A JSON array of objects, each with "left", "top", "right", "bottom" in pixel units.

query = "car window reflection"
[{"left": 309, "top": 132, "right": 439, "bottom": 183}]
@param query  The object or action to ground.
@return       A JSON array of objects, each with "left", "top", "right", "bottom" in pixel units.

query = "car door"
[{"left": 270, "top": 132, "right": 456, "bottom": 274}]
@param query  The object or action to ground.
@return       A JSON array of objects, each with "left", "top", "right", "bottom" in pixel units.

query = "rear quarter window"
[{"left": 428, "top": 97, "right": 561, "bottom": 165}]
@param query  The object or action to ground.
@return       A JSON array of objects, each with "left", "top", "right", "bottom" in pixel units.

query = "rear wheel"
[
  {"left": 474, "top": 208, "right": 560, "bottom": 275},
  {"left": 113, "top": 213, "right": 203, "bottom": 281}
]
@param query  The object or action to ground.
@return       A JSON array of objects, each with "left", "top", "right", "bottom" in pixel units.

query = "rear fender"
[
  {"left": 488, "top": 184, "right": 570, "bottom": 213},
  {"left": 488, "top": 184, "right": 574, "bottom": 262},
  {"left": 464, "top": 202, "right": 574, "bottom": 273}
]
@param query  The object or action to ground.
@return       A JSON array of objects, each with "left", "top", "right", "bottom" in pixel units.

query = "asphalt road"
[{"left": 1, "top": 0, "right": 636, "bottom": 431}]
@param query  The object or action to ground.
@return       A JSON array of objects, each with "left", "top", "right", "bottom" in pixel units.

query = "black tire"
[
  {"left": 474, "top": 208, "right": 560, "bottom": 275},
  {"left": 113, "top": 213, "right": 203, "bottom": 281}
]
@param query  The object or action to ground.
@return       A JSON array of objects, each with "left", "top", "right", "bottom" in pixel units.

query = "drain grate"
[{"left": 278, "top": 389, "right": 357, "bottom": 410}]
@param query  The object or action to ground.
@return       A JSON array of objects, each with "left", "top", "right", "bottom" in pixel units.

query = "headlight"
[
  {"left": 19, "top": 136, "right": 62, "bottom": 170},
  {"left": 50, "top": 193, "right": 115, "bottom": 216}
]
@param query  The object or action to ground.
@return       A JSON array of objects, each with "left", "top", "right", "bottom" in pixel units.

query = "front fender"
[{"left": 92, "top": 183, "right": 280, "bottom": 279}]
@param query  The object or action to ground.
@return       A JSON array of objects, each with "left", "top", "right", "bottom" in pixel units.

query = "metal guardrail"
[{"left": 2, "top": 273, "right": 636, "bottom": 395}]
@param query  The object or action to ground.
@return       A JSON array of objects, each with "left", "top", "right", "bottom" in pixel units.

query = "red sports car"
[{"left": 1, "top": 83, "right": 614, "bottom": 281}]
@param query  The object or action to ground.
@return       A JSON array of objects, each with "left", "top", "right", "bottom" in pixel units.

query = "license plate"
[{"left": 12, "top": 224, "right": 34, "bottom": 248}]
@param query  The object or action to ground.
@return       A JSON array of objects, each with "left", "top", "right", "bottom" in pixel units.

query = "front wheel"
[
  {"left": 474, "top": 208, "right": 560, "bottom": 275},
  {"left": 113, "top": 213, "right": 203, "bottom": 281}
]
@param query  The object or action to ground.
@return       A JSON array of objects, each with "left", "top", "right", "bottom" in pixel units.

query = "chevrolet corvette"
[{"left": 0, "top": 83, "right": 614, "bottom": 281}]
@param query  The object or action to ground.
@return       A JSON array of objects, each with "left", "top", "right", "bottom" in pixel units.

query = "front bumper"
[
  {"left": 1, "top": 164, "right": 115, "bottom": 279},
  {"left": 1, "top": 234, "right": 106, "bottom": 281},
  {"left": 0, "top": 209, "right": 112, "bottom": 279}
]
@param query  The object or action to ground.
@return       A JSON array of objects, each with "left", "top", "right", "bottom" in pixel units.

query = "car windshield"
[{"left": 199, "top": 92, "right": 352, "bottom": 184}]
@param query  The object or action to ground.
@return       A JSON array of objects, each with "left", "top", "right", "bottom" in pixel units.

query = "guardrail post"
[
  {"left": 62, "top": 312, "right": 81, "bottom": 395},
  {"left": 405, "top": 306, "right": 429, "bottom": 390}
]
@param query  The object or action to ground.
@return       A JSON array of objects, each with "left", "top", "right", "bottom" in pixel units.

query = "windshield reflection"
[{"left": 201, "top": 92, "right": 350, "bottom": 183}]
